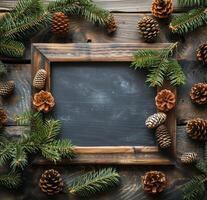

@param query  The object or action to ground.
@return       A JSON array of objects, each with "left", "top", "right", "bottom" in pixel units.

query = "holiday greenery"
[
  {"left": 169, "top": 8, "right": 207, "bottom": 35},
  {"left": 0, "top": 111, "right": 74, "bottom": 187},
  {"left": 131, "top": 43, "right": 186, "bottom": 87},
  {"left": 182, "top": 142, "right": 207, "bottom": 200},
  {"left": 178, "top": 0, "right": 207, "bottom": 6},
  {"left": 68, "top": 168, "right": 120, "bottom": 197},
  {"left": 0, "top": 0, "right": 111, "bottom": 58},
  {"left": 0, "top": 172, "right": 21, "bottom": 188}
]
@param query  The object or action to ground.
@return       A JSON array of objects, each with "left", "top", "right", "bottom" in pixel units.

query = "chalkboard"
[{"left": 51, "top": 62, "right": 156, "bottom": 146}]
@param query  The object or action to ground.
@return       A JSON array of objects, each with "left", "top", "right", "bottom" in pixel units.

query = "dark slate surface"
[{"left": 51, "top": 62, "right": 156, "bottom": 146}]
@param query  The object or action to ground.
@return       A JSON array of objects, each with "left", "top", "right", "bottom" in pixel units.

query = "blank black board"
[{"left": 51, "top": 62, "right": 156, "bottom": 146}]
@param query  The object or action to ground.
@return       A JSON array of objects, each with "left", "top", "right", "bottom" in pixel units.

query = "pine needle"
[
  {"left": 169, "top": 8, "right": 207, "bottom": 35},
  {"left": 0, "top": 61, "right": 7, "bottom": 77},
  {"left": 178, "top": 0, "right": 207, "bottom": 6},
  {"left": 68, "top": 168, "right": 120, "bottom": 197},
  {"left": 0, "top": 172, "right": 21, "bottom": 188}
]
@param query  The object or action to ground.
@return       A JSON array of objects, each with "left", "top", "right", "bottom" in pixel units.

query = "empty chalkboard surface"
[
  {"left": 51, "top": 62, "right": 156, "bottom": 146},
  {"left": 32, "top": 43, "right": 176, "bottom": 165}
]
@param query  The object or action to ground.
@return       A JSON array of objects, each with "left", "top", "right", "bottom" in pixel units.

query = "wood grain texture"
[{"left": 0, "top": 0, "right": 180, "bottom": 12}]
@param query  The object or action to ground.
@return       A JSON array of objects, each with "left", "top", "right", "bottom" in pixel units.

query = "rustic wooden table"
[{"left": 0, "top": 0, "right": 207, "bottom": 200}]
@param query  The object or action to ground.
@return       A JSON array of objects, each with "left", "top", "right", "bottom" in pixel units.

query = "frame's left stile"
[{"left": 31, "top": 43, "right": 176, "bottom": 165}]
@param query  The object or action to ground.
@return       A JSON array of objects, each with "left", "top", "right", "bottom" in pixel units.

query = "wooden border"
[{"left": 32, "top": 43, "right": 176, "bottom": 165}]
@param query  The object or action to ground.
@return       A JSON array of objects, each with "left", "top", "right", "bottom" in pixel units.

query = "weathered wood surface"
[{"left": 0, "top": 0, "right": 181, "bottom": 12}]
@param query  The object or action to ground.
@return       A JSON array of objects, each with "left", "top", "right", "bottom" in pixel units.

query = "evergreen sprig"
[
  {"left": 182, "top": 142, "right": 207, "bottom": 200},
  {"left": 131, "top": 43, "right": 186, "bottom": 87},
  {"left": 178, "top": 0, "right": 207, "bottom": 6},
  {"left": 0, "top": 61, "right": 7, "bottom": 77},
  {"left": 169, "top": 8, "right": 207, "bottom": 35},
  {"left": 68, "top": 168, "right": 120, "bottom": 197},
  {"left": 0, "top": 172, "right": 21, "bottom": 188},
  {"left": 0, "top": 111, "right": 74, "bottom": 172}
]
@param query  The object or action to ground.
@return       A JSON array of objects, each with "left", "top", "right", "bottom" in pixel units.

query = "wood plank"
[
  {"left": 0, "top": 64, "right": 31, "bottom": 124},
  {"left": 0, "top": 0, "right": 180, "bottom": 12}
]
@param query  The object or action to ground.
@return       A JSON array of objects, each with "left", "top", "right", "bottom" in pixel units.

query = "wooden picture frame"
[{"left": 32, "top": 43, "right": 176, "bottom": 165}]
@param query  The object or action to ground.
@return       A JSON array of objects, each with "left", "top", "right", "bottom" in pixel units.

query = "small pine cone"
[
  {"left": 51, "top": 12, "right": 70, "bottom": 36},
  {"left": 0, "top": 108, "right": 7, "bottom": 126},
  {"left": 197, "top": 43, "right": 207, "bottom": 65},
  {"left": 190, "top": 83, "right": 207, "bottom": 105},
  {"left": 155, "top": 89, "right": 176, "bottom": 112},
  {"left": 180, "top": 152, "right": 198, "bottom": 164},
  {"left": 106, "top": 14, "right": 118, "bottom": 34},
  {"left": 39, "top": 169, "right": 64, "bottom": 195},
  {"left": 145, "top": 112, "right": 167, "bottom": 129},
  {"left": 141, "top": 171, "right": 168, "bottom": 194},
  {"left": 151, "top": 0, "right": 173, "bottom": 18},
  {"left": 138, "top": 16, "right": 160, "bottom": 42},
  {"left": 186, "top": 118, "right": 207, "bottom": 141},
  {"left": 33, "top": 90, "right": 55, "bottom": 113},
  {"left": 33, "top": 69, "right": 47, "bottom": 90},
  {"left": 155, "top": 125, "right": 171, "bottom": 149},
  {"left": 0, "top": 81, "right": 15, "bottom": 96}
]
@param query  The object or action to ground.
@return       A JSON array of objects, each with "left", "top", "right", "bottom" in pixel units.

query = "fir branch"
[
  {"left": 182, "top": 175, "right": 206, "bottom": 200},
  {"left": 0, "top": 172, "right": 21, "bottom": 188},
  {"left": 47, "top": 0, "right": 110, "bottom": 25},
  {"left": 169, "top": 8, "right": 207, "bottom": 35},
  {"left": 178, "top": 0, "right": 207, "bottom": 6},
  {"left": 0, "top": 142, "right": 14, "bottom": 166},
  {"left": 131, "top": 43, "right": 185, "bottom": 87},
  {"left": 196, "top": 160, "right": 207, "bottom": 175},
  {"left": 68, "top": 168, "right": 120, "bottom": 197},
  {"left": 0, "top": 38, "right": 24, "bottom": 58}
]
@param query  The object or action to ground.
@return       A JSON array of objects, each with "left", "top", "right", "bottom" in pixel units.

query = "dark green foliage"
[
  {"left": 47, "top": 0, "right": 110, "bottom": 25},
  {"left": 169, "top": 8, "right": 207, "bottom": 35},
  {"left": 182, "top": 142, "right": 207, "bottom": 200},
  {"left": 178, "top": 0, "right": 207, "bottom": 6},
  {"left": 0, "top": 39, "right": 25, "bottom": 58},
  {"left": 131, "top": 43, "right": 186, "bottom": 87},
  {"left": 68, "top": 168, "right": 120, "bottom": 197},
  {"left": 0, "top": 111, "right": 74, "bottom": 173},
  {"left": 0, "top": 172, "right": 21, "bottom": 188}
]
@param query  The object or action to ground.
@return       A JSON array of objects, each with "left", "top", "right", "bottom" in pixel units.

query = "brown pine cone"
[
  {"left": 138, "top": 16, "right": 160, "bottom": 42},
  {"left": 155, "top": 125, "right": 172, "bottom": 149},
  {"left": 186, "top": 118, "right": 207, "bottom": 141},
  {"left": 152, "top": 0, "right": 173, "bottom": 18},
  {"left": 33, "top": 69, "right": 47, "bottom": 90},
  {"left": 155, "top": 89, "right": 176, "bottom": 112},
  {"left": 180, "top": 152, "right": 198, "bottom": 164},
  {"left": 145, "top": 112, "right": 167, "bottom": 129},
  {"left": 51, "top": 12, "right": 70, "bottom": 36},
  {"left": 190, "top": 83, "right": 207, "bottom": 105},
  {"left": 39, "top": 169, "right": 64, "bottom": 196},
  {"left": 106, "top": 14, "right": 118, "bottom": 34},
  {"left": 33, "top": 90, "right": 55, "bottom": 113},
  {"left": 197, "top": 43, "right": 207, "bottom": 65},
  {"left": 0, "top": 81, "right": 15, "bottom": 96},
  {"left": 0, "top": 108, "right": 7, "bottom": 126},
  {"left": 141, "top": 171, "right": 168, "bottom": 194}
]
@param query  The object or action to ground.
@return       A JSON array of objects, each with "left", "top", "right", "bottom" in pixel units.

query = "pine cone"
[
  {"left": 180, "top": 152, "right": 198, "bottom": 164},
  {"left": 51, "top": 12, "right": 70, "bottom": 36},
  {"left": 190, "top": 83, "right": 207, "bottom": 105},
  {"left": 0, "top": 81, "right": 15, "bottom": 96},
  {"left": 155, "top": 125, "right": 171, "bottom": 149},
  {"left": 145, "top": 112, "right": 167, "bottom": 129},
  {"left": 106, "top": 14, "right": 118, "bottom": 34},
  {"left": 141, "top": 171, "right": 168, "bottom": 194},
  {"left": 33, "top": 90, "right": 55, "bottom": 113},
  {"left": 138, "top": 16, "right": 160, "bottom": 42},
  {"left": 39, "top": 169, "right": 64, "bottom": 196},
  {"left": 33, "top": 69, "right": 47, "bottom": 90},
  {"left": 152, "top": 0, "right": 173, "bottom": 18},
  {"left": 0, "top": 108, "right": 7, "bottom": 126},
  {"left": 155, "top": 89, "right": 176, "bottom": 112},
  {"left": 197, "top": 43, "right": 207, "bottom": 65},
  {"left": 186, "top": 118, "right": 207, "bottom": 141}
]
